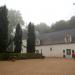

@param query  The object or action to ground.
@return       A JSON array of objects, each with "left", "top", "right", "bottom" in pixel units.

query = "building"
[{"left": 22, "top": 29, "right": 75, "bottom": 58}]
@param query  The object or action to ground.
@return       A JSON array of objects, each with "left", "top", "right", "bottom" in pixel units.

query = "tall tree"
[
  {"left": 8, "top": 9, "right": 24, "bottom": 33},
  {"left": 14, "top": 23, "right": 22, "bottom": 53},
  {"left": 27, "top": 22, "right": 35, "bottom": 53},
  {"left": 0, "top": 5, "right": 9, "bottom": 52}
]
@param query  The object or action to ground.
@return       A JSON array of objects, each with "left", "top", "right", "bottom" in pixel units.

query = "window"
[
  {"left": 66, "top": 49, "right": 71, "bottom": 55},
  {"left": 50, "top": 48, "right": 52, "bottom": 51}
]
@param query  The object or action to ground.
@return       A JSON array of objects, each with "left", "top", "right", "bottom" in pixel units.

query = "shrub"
[{"left": 0, "top": 53, "right": 45, "bottom": 60}]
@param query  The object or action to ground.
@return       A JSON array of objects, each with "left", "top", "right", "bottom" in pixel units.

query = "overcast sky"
[{"left": 0, "top": 0, "right": 75, "bottom": 26}]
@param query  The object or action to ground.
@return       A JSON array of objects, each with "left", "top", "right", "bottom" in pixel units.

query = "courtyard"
[{"left": 0, "top": 58, "right": 75, "bottom": 75}]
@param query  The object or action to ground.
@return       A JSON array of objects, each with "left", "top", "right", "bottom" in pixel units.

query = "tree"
[
  {"left": 14, "top": 23, "right": 22, "bottom": 53},
  {"left": 50, "top": 20, "right": 72, "bottom": 32},
  {"left": 35, "top": 23, "right": 50, "bottom": 33},
  {"left": 8, "top": 9, "right": 24, "bottom": 32},
  {"left": 0, "top": 5, "right": 9, "bottom": 52},
  {"left": 51, "top": 20, "right": 68, "bottom": 31},
  {"left": 27, "top": 22, "right": 35, "bottom": 53},
  {"left": 69, "top": 16, "right": 75, "bottom": 28}
]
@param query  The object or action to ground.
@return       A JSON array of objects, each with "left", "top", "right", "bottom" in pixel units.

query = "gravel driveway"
[{"left": 0, "top": 58, "right": 75, "bottom": 75}]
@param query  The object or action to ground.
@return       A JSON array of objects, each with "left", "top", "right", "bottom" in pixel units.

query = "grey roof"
[
  {"left": 38, "top": 29, "right": 75, "bottom": 45},
  {"left": 22, "top": 28, "right": 75, "bottom": 45}
]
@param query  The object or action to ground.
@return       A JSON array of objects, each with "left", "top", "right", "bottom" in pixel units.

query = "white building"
[{"left": 22, "top": 29, "right": 75, "bottom": 58}]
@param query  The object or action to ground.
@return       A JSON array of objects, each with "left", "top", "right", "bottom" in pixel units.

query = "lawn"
[{"left": 0, "top": 58, "right": 75, "bottom": 75}]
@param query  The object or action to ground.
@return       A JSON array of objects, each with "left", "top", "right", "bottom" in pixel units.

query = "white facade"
[
  {"left": 22, "top": 43, "right": 75, "bottom": 58},
  {"left": 36, "top": 43, "right": 75, "bottom": 58}
]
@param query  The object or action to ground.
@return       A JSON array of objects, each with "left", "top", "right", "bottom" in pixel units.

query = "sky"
[{"left": 0, "top": 0, "right": 75, "bottom": 26}]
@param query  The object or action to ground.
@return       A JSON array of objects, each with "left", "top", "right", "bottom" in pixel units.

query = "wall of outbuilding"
[
  {"left": 35, "top": 43, "right": 75, "bottom": 58},
  {"left": 21, "top": 43, "right": 75, "bottom": 58}
]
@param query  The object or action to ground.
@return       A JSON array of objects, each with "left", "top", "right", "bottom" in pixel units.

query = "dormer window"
[{"left": 64, "top": 32, "right": 72, "bottom": 43}]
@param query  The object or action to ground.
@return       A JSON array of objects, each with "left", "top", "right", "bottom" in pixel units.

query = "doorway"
[{"left": 66, "top": 49, "right": 71, "bottom": 58}]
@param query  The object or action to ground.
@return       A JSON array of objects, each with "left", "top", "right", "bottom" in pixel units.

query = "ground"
[{"left": 0, "top": 58, "right": 75, "bottom": 75}]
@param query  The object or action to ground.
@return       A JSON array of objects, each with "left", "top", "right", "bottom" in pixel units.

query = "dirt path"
[{"left": 0, "top": 58, "right": 75, "bottom": 75}]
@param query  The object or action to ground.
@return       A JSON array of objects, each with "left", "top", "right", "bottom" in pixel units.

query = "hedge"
[{"left": 0, "top": 53, "right": 45, "bottom": 60}]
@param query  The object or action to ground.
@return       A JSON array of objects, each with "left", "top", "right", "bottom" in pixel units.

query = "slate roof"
[
  {"left": 22, "top": 28, "right": 75, "bottom": 45},
  {"left": 38, "top": 29, "right": 75, "bottom": 45}
]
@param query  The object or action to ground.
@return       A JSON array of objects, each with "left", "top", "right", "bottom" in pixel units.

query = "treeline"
[
  {"left": 35, "top": 16, "right": 75, "bottom": 33},
  {"left": 50, "top": 16, "right": 75, "bottom": 32}
]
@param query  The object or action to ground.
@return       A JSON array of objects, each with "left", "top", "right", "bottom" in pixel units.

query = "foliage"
[
  {"left": 0, "top": 5, "right": 9, "bottom": 52},
  {"left": 50, "top": 20, "right": 69, "bottom": 31},
  {"left": 34, "top": 16, "right": 75, "bottom": 33},
  {"left": 49, "top": 16, "right": 75, "bottom": 32},
  {"left": 35, "top": 23, "right": 50, "bottom": 33},
  {"left": 27, "top": 22, "right": 35, "bottom": 53},
  {"left": 8, "top": 9, "right": 24, "bottom": 32},
  {"left": 14, "top": 23, "right": 22, "bottom": 53},
  {"left": 69, "top": 16, "right": 75, "bottom": 28},
  {"left": 0, "top": 53, "right": 45, "bottom": 60}
]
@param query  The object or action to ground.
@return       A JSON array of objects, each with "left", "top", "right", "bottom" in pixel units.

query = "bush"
[
  {"left": 0, "top": 53, "right": 45, "bottom": 60},
  {"left": 0, "top": 53, "right": 9, "bottom": 60}
]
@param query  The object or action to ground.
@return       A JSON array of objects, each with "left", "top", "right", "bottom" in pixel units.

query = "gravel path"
[{"left": 0, "top": 58, "right": 75, "bottom": 75}]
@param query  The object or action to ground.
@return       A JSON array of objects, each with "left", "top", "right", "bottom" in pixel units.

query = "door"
[{"left": 66, "top": 49, "right": 72, "bottom": 58}]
